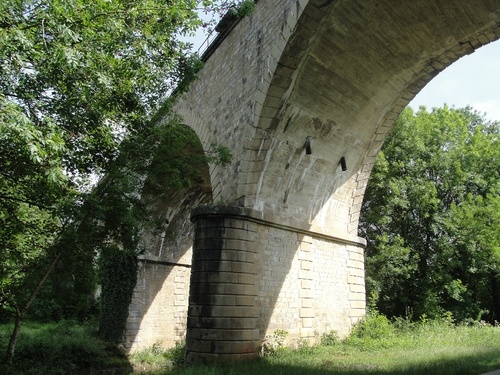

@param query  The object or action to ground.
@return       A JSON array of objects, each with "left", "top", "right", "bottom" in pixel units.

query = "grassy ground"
[
  {"left": 1, "top": 315, "right": 500, "bottom": 375},
  {"left": 160, "top": 318, "right": 500, "bottom": 375}
]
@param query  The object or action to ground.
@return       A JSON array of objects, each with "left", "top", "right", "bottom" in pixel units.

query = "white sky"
[{"left": 409, "top": 39, "right": 500, "bottom": 122}]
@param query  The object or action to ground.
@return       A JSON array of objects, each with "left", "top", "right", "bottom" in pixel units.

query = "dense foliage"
[
  {"left": 360, "top": 106, "right": 500, "bottom": 323},
  {"left": 0, "top": 0, "right": 199, "bottom": 308},
  {"left": 0, "top": 321, "right": 132, "bottom": 374},
  {"left": 0, "top": 0, "right": 240, "bottom": 364}
]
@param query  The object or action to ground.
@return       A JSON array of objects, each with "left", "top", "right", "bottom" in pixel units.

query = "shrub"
[
  {"left": 392, "top": 316, "right": 418, "bottom": 333},
  {"left": 321, "top": 330, "right": 339, "bottom": 346},
  {"left": 130, "top": 341, "right": 186, "bottom": 372},
  {"left": 0, "top": 321, "right": 130, "bottom": 375},
  {"left": 230, "top": 0, "right": 256, "bottom": 17},
  {"left": 166, "top": 342, "right": 186, "bottom": 365},
  {"left": 260, "top": 330, "right": 288, "bottom": 356},
  {"left": 351, "top": 312, "right": 393, "bottom": 340}
]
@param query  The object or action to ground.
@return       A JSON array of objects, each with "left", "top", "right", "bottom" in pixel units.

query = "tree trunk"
[
  {"left": 5, "top": 309, "right": 23, "bottom": 365},
  {"left": 3, "top": 252, "right": 61, "bottom": 365}
]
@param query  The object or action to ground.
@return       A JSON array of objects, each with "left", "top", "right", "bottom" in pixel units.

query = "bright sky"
[{"left": 409, "top": 40, "right": 500, "bottom": 122}]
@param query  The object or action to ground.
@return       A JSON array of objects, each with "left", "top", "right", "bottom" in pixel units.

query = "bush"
[
  {"left": 343, "top": 312, "right": 395, "bottom": 350},
  {"left": 0, "top": 321, "right": 130, "bottom": 375},
  {"left": 260, "top": 330, "right": 288, "bottom": 356},
  {"left": 351, "top": 312, "right": 393, "bottom": 340},
  {"left": 130, "top": 341, "right": 186, "bottom": 372},
  {"left": 392, "top": 315, "right": 418, "bottom": 333},
  {"left": 321, "top": 330, "right": 339, "bottom": 346}
]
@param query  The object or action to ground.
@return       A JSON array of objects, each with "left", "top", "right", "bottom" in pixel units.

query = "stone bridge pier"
[
  {"left": 186, "top": 204, "right": 365, "bottom": 362},
  {"left": 124, "top": 0, "right": 500, "bottom": 363}
]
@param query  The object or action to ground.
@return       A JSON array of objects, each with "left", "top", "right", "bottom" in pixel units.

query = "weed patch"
[
  {"left": 130, "top": 341, "right": 185, "bottom": 373},
  {"left": 167, "top": 318, "right": 500, "bottom": 375}
]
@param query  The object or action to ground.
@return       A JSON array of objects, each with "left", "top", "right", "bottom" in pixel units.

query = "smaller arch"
[{"left": 124, "top": 123, "right": 214, "bottom": 352}]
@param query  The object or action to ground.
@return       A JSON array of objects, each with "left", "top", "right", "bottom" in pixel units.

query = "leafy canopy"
[
  {"left": 360, "top": 106, "right": 500, "bottom": 322},
  {"left": 1, "top": 0, "right": 206, "bottom": 178},
  {"left": 0, "top": 0, "right": 238, "bottom": 332}
]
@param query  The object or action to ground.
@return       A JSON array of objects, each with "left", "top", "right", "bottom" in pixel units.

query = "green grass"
[
  {"left": 260, "top": 324, "right": 500, "bottom": 375},
  {"left": 1, "top": 317, "right": 499, "bottom": 375},
  {"left": 141, "top": 317, "right": 500, "bottom": 375}
]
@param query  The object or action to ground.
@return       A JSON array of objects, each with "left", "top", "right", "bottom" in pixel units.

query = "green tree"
[
  {"left": 0, "top": 0, "right": 240, "bottom": 364},
  {"left": 360, "top": 106, "right": 500, "bottom": 322}
]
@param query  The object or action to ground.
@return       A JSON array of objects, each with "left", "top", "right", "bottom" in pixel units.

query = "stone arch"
[{"left": 243, "top": 0, "right": 499, "bottom": 238}]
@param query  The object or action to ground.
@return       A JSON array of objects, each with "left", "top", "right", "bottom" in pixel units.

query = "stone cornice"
[{"left": 191, "top": 204, "right": 366, "bottom": 248}]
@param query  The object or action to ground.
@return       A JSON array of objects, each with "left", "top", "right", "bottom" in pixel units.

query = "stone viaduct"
[{"left": 124, "top": 0, "right": 500, "bottom": 363}]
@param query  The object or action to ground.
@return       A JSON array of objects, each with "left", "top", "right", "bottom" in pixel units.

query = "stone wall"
[
  {"left": 125, "top": 260, "right": 190, "bottom": 350},
  {"left": 254, "top": 214, "right": 365, "bottom": 345},
  {"left": 125, "top": 204, "right": 365, "bottom": 356}
]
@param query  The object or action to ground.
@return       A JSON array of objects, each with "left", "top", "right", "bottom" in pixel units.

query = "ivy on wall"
[{"left": 98, "top": 245, "right": 138, "bottom": 342}]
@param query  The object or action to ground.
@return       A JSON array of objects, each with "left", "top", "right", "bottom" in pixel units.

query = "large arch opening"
[{"left": 358, "top": 39, "right": 500, "bottom": 323}]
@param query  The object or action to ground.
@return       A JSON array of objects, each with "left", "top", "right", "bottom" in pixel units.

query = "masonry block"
[
  {"left": 299, "top": 269, "right": 313, "bottom": 279},
  {"left": 299, "top": 289, "right": 313, "bottom": 298},
  {"left": 350, "top": 300, "right": 366, "bottom": 309},
  {"left": 300, "top": 308, "right": 314, "bottom": 318},
  {"left": 349, "top": 259, "right": 365, "bottom": 270},
  {"left": 300, "top": 260, "right": 312, "bottom": 270},
  {"left": 347, "top": 275, "right": 365, "bottom": 285},
  {"left": 349, "top": 267, "right": 365, "bottom": 277},
  {"left": 301, "top": 318, "right": 314, "bottom": 328},
  {"left": 301, "top": 298, "right": 313, "bottom": 308},
  {"left": 348, "top": 292, "right": 366, "bottom": 301},
  {"left": 301, "top": 279, "right": 312, "bottom": 289},
  {"left": 349, "top": 283, "right": 366, "bottom": 293}
]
